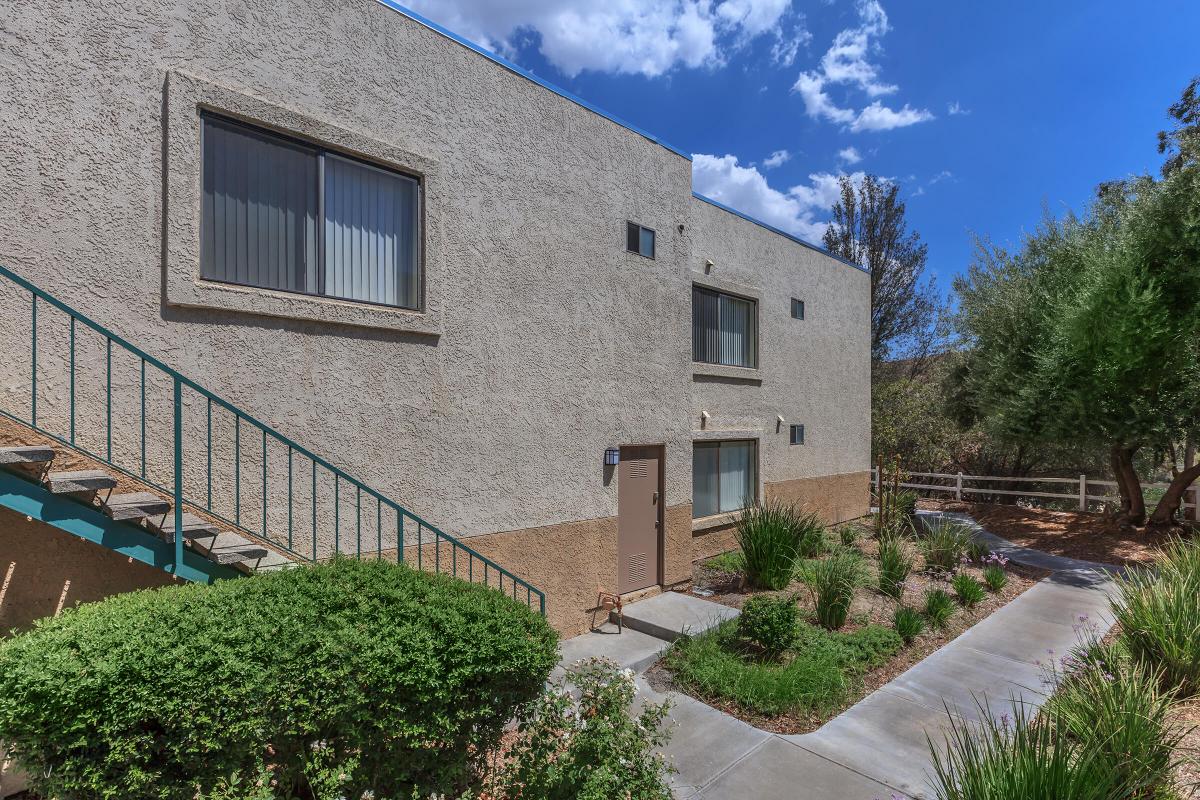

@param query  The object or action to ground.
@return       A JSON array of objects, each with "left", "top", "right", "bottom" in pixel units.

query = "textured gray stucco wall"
[
  {"left": 687, "top": 197, "right": 871, "bottom": 496},
  {"left": 0, "top": 0, "right": 867, "bottom": 556}
]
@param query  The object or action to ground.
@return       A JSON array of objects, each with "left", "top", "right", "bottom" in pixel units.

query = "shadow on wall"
[{"left": 0, "top": 506, "right": 174, "bottom": 636}]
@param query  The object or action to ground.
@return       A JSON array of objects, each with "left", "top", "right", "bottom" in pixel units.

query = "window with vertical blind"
[
  {"left": 692, "top": 286, "right": 758, "bottom": 368},
  {"left": 200, "top": 114, "right": 421, "bottom": 310},
  {"left": 692, "top": 439, "right": 757, "bottom": 518}
]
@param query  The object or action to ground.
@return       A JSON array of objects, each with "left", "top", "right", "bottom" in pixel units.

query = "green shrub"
[
  {"left": 664, "top": 621, "right": 851, "bottom": 717},
  {"left": 883, "top": 488, "right": 918, "bottom": 521},
  {"left": 665, "top": 621, "right": 900, "bottom": 718},
  {"left": 877, "top": 534, "right": 914, "bottom": 599},
  {"left": 1113, "top": 536, "right": 1200, "bottom": 696},
  {"left": 924, "top": 588, "right": 956, "bottom": 627},
  {"left": 0, "top": 559, "right": 558, "bottom": 800},
  {"left": 929, "top": 701, "right": 1131, "bottom": 800},
  {"left": 982, "top": 565, "right": 1008, "bottom": 592},
  {"left": 893, "top": 606, "right": 925, "bottom": 643},
  {"left": 952, "top": 574, "right": 987, "bottom": 607},
  {"left": 823, "top": 624, "right": 903, "bottom": 670},
  {"left": 736, "top": 502, "right": 809, "bottom": 590},
  {"left": 806, "top": 550, "right": 864, "bottom": 630},
  {"left": 738, "top": 595, "right": 799, "bottom": 656},
  {"left": 838, "top": 524, "right": 859, "bottom": 547},
  {"left": 919, "top": 520, "right": 974, "bottom": 572},
  {"left": 1044, "top": 644, "right": 1186, "bottom": 796},
  {"left": 495, "top": 658, "right": 674, "bottom": 800}
]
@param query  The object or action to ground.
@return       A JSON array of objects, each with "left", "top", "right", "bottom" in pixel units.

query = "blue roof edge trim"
[
  {"left": 374, "top": 0, "right": 693, "bottom": 162},
  {"left": 691, "top": 192, "right": 869, "bottom": 274}
]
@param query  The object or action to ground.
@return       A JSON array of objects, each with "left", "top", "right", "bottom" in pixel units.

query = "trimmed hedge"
[{"left": 0, "top": 558, "right": 558, "bottom": 799}]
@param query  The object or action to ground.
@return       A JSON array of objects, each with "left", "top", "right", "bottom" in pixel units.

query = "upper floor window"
[
  {"left": 626, "top": 221, "right": 656, "bottom": 259},
  {"left": 791, "top": 298, "right": 805, "bottom": 320},
  {"left": 790, "top": 424, "right": 805, "bottom": 445},
  {"left": 201, "top": 114, "right": 421, "bottom": 310},
  {"left": 692, "top": 286, "right": 758, "bottom": 369}
]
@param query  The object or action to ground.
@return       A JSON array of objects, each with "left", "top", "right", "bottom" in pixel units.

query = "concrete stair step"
[
  {"left": 615, "top": 591, "right": 741, "bottom": 642},
  {"left": 46, "top": 469, "right": 117, "bottom": 494},
  {"left": 0, "top": 445, "right": 56, "bottom": 466},
  {"left": 156, "top": 512, "right": 221, "bottom": 540},
  {"left": 189, "top": 530, "right": 270, "bottom": 565},
  {"left": 103, "top": 491, "right": 170, "bottom": 522}
]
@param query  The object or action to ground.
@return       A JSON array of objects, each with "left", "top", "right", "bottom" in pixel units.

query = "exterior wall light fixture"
[{"left": 604, "top": 447, "right": 621, "bottom": 466}]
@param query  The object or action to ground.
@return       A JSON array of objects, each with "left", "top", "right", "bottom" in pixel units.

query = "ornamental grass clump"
[
  {"left": 982, "top": 565, "right": 1008, "bottom": 592},
  {"left": 1043, "top": 642, "right": 1187, "bottom": 796},
  {"left": 738, "top": 595, "right": 799, "bottom": 657},
  {"left": 929, "top": 700, "right": 1130, "bottom": 800},
  {"left": 736, "top": 501, "right": 810, "bottom": 590},
  {"left": 952, "top": 574, "right": 987, "bottom": 608},
  {"left": 924, "top": 588, "right": 956, "bottom": 628},
  {"left": 893, "top": 605, "right": 925, "bottom": 644},
  {"left": 0, "top": 559, "right": 558, "bottom": 800},
  {"left": 919, "top": 519, "right": 975, "bottom": 572},
  {"left": 796, "top": 512, "right": 830, "bottom": 558},
  {"left": 1113, "top": 536, "right": 1200, "bottom": 696},
  {"left": 806, "top": 549, "right": 864, "bottom": 631},
  {"left": 877, "top": 534, "right": 914, "bottom": 599}
]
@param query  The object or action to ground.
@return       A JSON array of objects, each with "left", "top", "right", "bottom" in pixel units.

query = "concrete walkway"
[{"left": 556, "top": 513, "right": 1120, "bottom": 799}]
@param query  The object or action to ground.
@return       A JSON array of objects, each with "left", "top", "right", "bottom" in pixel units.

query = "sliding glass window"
[
  {"left": 692, "top": 286, "right": 758, "bottom": 368},
  {"left": 692, "top": 439, "right": 757, "bottom": 518},
  {"left": 201, "top": 114, "right": 421, "bottom": 310}
]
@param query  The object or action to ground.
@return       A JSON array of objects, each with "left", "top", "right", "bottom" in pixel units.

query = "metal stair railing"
[{"left": 0, "top": 263, "right": 545, "bottom": 614}]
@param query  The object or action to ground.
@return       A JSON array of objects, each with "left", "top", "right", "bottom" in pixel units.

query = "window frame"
[
  {"left": 625, "top": 220, "right": 656, "bottom": 260},
  {"left": 199, "top": 111, "right": 424, "bottom": 312},
  {"left": 790, "top": 424, "right": 805, "bottom": 445},
  {"left": 692, "top": 438, "right": 759, "bottom": 519},
  {"left": 791, "top": 298, "right": 805, "bottom": 320},
  {"left": 691, "top": 284, "right": 760, "bottom": 369}
]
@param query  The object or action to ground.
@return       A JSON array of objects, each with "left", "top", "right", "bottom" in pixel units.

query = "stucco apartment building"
[{"left": 0, "top": 0, "right": 870, "bottom": 637}]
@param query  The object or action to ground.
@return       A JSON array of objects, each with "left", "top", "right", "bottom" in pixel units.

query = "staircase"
[{"left": 0, "top": 263, "right": 545, "bottom": 611}]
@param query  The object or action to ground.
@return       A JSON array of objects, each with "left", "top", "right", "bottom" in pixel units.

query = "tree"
[
  {"left": 953, "top": 169, "right": 1200, "bottom": 527},
  {"left": 822, "top": 175, "right": 944, "bottom": 370},
  {"left": 1158, "top": 75, "right": 1199, "bottom": 176}
]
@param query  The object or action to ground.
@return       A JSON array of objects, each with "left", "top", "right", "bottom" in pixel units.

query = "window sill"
[
  {"left": 167, "top": 277, "right": 442, "bottom": 335},
  {"left": 691, "top": 363, "right": 762, "bottom": 382},
  {"left": 692, "top": 511, "right": 742, "bottom": 532}
]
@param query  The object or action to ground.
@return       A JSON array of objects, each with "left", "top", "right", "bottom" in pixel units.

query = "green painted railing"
[{"left": 0, "top": 264, "right": 545, "bottom": 615}]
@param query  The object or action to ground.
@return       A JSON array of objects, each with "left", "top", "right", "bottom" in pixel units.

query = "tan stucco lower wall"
[
  {"left": 464, "top": 503, "right": 692, "bottom": 637},
  {"left": 765, "top": 470, "right": 871, "bottom": 526},
  {"left": 691, "top": 471, "right": 871, "bottom": 563},
  {"left": 0, "top": 507, "right": 176, "bottom": 635}
]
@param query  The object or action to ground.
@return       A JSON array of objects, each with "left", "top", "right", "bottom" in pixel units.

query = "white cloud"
[
  {"left": 762, "top": 149, "right": 792, "bottom": 168},
  {"left": 837, "top": 146, "right": 862, "bottom": 164},
  {"left": 947, "top": 101, "right": 970, "bottom": 116},
  {"left": 929, "top": 169, "right": 953, "bottom": 184},
  {"left": 692, "top": 153, "right": 862, "bottom": 243},
  {"left": 849, "top": 101, "right": 934, "bottom": 132},
  {"left": 790, "top": 0, "right": 933, "bottom": 132},
  {"left": 406, "top": 0, "right": 797, "bottom": 78}
]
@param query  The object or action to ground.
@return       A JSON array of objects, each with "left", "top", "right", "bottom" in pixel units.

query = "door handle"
[{"left": 652, "top": 491, "right": 659, "bottom": 504}]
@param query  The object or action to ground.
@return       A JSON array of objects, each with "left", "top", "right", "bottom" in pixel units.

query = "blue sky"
[{"left": 406, "top": 0, "right": 1199, "bottom": 294}]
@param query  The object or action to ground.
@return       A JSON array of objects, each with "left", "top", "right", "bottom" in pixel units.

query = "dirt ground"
[
  {"left": 663, "top": 521, "right": 1047, "bottom": 734},
  {"left": 919, "top": 498, "right": 1187, "bottom": 566}
]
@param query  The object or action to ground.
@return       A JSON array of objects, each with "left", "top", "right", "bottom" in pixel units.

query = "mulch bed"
[
  {"left": 918, "top": 499, "right": 1186, "bottom": 567},
  {"left": 647, "top": 522, "right": 1048, "bottom": 734}
]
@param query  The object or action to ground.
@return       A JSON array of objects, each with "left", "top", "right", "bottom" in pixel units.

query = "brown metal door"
[{"left": 618, "top": 445, "right": 662, "bottom": 594}]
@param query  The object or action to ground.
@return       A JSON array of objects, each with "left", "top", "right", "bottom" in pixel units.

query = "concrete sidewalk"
[{"left": 555, "top": 514, "right": 1120, "bottom": 799}]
